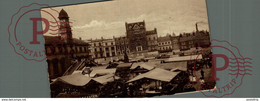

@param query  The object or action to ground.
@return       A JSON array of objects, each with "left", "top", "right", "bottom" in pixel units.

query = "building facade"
[
  {"left": 88, "top": 37, "right": 117, "bottom": 59},
  {"left": 178, "top": 30, "right": 210, "bottom": 51},
  {"left": 125, "top": 21, "right": 148, "bottom": 53},
  {"left": 114, "top": 36, "right": 130, "bottom": 56},
  {"left": 146, "top": 29, "right": 158, "bottom": 52},
  {"left": 125, "top": 21, "right": 159, "bottom": 53},
  {"left": 45, "top": 9, "right": 90, "bottom": 79},
  {"left": 171, "top": 36, "right": 180, "bottom": 51},
  {"left": 157, "top": 35, "right": 173, "bottom": 52}
]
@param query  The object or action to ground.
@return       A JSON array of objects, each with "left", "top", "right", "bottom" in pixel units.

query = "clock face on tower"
[{"left": 60, "top": 19, "right": 66, "bottom": 26}]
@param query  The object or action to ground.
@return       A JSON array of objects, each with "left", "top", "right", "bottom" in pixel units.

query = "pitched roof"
[
  {"left": 116, "top": 63, "right": 132, "bottom": 68},
  {"left": 157, "top": 36, "right": 171, "bottom": 42},
  {"left": 165, "top": 55, "right": 202, "bottom": 62},
  {"left": 89, "top": 68, "right": 116, "bottom": 77},
  {"left": 51, "top": 73, "right": 91, "bottom": 86},
  {"left": 127, "top": 68, "right": 180, "bottom": 83},
  {"left": 155, "top": 62, "right": 187, "bottom": 71},
  {"left": 130, "top": 62, "right": 155, "bottom": 70},
  {"left": 44, "top": 36, "right": 89, "bottom": 45},
  {"left": 59, "top": 9, "right": 69, "bottom": 18},
  {"left": 92, "top": 74, "right": 119, "bottom": 84},
  {"left": 146, "top": 30, "right": 157, "bottom": 35}
]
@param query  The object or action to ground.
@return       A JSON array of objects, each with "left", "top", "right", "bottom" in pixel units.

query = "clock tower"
[{"left": 58, "top": 9, "right": 72, "bottom": 43}]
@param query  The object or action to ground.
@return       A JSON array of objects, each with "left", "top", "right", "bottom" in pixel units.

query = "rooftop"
[
  {"left": 44, "top": 36, "right": 89, "bottom": 45},
  {"left": 59, "top": 9, "right": 69, "bottom": 18},
  {"left": 127, "top": 68, "right": 180, "bottom": 82}
]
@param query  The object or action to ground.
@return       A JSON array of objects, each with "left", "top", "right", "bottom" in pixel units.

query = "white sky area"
[{"left": 41, "top": 0, "right": 209, "bottom": 40}]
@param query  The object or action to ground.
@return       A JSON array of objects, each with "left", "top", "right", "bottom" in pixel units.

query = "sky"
[{"left": 41, "top": 0, "right": 209, "bottom": 40}]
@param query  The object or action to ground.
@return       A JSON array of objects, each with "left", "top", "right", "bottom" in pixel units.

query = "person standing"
[{"left": 201, "top": 69, "right": 205, "bottom": 79}]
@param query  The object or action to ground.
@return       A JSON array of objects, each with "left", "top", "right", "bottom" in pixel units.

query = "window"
[
  {"left": 136, "top": 46, "right": 142, "bottom": 52},
  {"left": 112, "top": 52, "right": 115, "bottom": 56},
  {"left": 111, "top": 47, "right": 115, "bottom": 50},
  {"left": 106, "top": 53, "right": 110, "bottom": 57}
]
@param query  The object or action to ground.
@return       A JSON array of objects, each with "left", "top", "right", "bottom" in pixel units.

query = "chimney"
[
  {"left": 125, "top": 22, "right": 127, "bottom": 30},
  {"left": 195, "top": 23, "right": 199, "bottom": 32},
  {"left": 79, "top": 37, "right": 82, "bottom": 40}
]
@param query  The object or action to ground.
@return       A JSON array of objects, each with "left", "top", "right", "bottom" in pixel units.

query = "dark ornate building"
[
  {"left": 125, "top": 21, "right": 148, "bottom": 53},
  {"left": 125, "top": 21, "right": 158, "bottom": 53},
  {"left": 45, "top": 9, "right": 90, "bottom": 79}
]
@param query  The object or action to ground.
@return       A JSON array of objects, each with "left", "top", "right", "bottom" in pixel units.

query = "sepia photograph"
[{"left": 41, "top": 0, "right": 215, "bottom": 98}]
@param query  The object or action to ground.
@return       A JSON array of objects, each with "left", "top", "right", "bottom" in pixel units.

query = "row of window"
[
  {"left": 159, "top": 46, "right": 172, "bottom": 50},
  {"left": 181, "top": 41, "right": 194, "bottom": 45},
  {"left": 46, "top": 46, "right": 89, "bottom": 55},
  {"left": 92, "top": 42, "right": 115, "bottom": 47},
  {"left": 93, "top": 46, "right": 116, "bottom": 52},
  {"left": 147, "top": 36, "right": 157, "bottom": 41},
  {"left": 158, "top": 41, "right": 171, "bottom": 45},
  {"left": 181, "top": 45, "right": 194, "bottom": 49},
  {"left": 94, "top": 52, "right": 116, "bottom": 58}
]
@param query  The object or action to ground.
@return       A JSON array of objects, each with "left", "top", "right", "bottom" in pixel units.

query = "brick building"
[
  {"left": 178, "top": 30, "right": 210, "bottom": 51},
  {"left": 114, "top": 36, "right": 130, "bottom": 56},
  {"left": 45, "top": 9, "right": 90, "bottom": 79},
  {"left": 157, "top": 34, "right": 173, "bottom": 52},
  {"left": 146, "top": 29, "right": 158, "bottom": 51}
]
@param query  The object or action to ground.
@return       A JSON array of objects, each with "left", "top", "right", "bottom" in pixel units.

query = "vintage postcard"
[{"left": 41, "top": 0, "right": 215, "bottom": 98}]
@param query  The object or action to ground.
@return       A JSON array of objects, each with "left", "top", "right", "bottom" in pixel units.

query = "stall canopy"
[
  {"left": 89, "top": 68, "right": 116, "bottom": 77},
  {"left": 116, "top": 63, "right": 133, "bottom": 68},
  {"left": 127, "top": 68, "right": 180, "bottom": 83},
  {"left": 92, "top": 74, "right": 119, "bottom": 85},
  {"left": 165, "top": 55, "right": 202, "bottom": 62},
  {"left": 52, "top": 73, "right": 119, "bottom": 86},
  {"left": 155, "top": 61, "right": 187, "bottom": 71},
  {"left": 130, "top": 62, "right": 155, "bottom": 70},
  {"left": 51, "top": 73, "right": 92, "bottom": 86}
]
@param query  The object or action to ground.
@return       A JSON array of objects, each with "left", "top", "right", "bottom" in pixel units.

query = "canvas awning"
[
  {"left": 89, "top": 68, "right": 116, "bottom": 77},
  {"left": 165, "top": 55, "right": 202, "bottom": 62},
  {"left": 130, "top": 62, "right": 155, "bottom": 70},
  {"left": 92, "top": 74, "right": 119, "bottom": 85},
  {"left": 127, "top": 68, "right": 180, "bottom": 83},
  {"left": 51, "top": 73, "right": 92, "bottom": 86},
  {"left": 117, "top": 63, "right": 133, "bottom": 68},
  {"left": 155, "top": 61, "right": 187, "bottom": 71}
]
